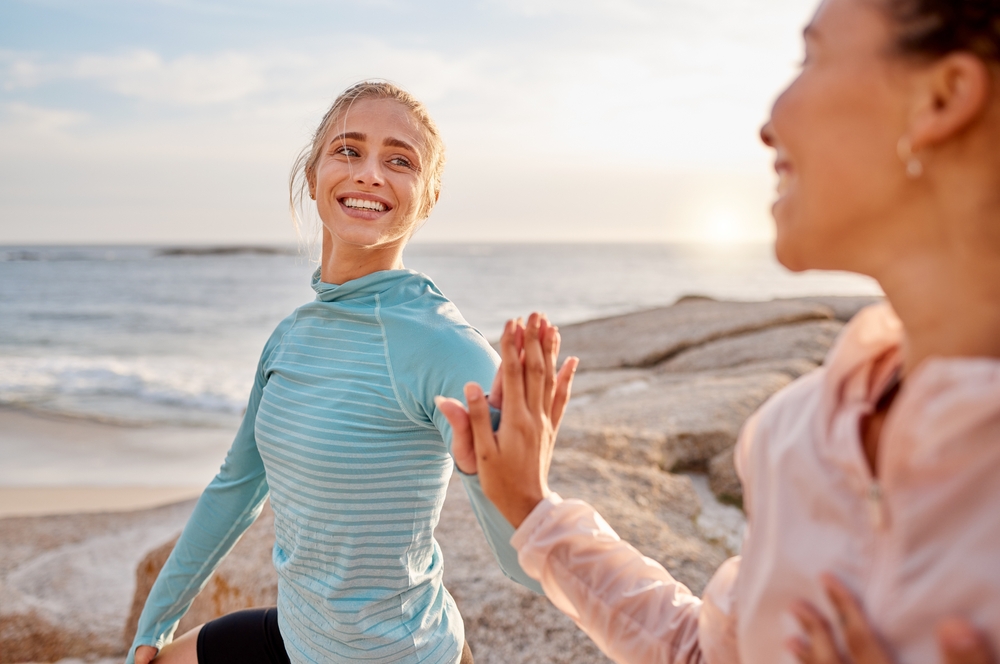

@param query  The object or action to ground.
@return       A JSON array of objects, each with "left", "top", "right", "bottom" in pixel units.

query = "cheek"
[{"left": 770, "top": 69, "right": 903, "bottom": 268}]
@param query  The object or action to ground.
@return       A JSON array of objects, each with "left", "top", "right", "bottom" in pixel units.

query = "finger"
[
  {"left": 787, "top": 636, "right": 817, "bottom": 664},
  {"left": 436, "top": 396, "right": 476, "bottom": 474},
  {"left": 821, "top": 574, "right": 891, "bottom": 662},
  {"left": 465, "top": 382, "right": 499, "bottom": 468},
  {"left": 791, "top": 601, "right": 845, "bottom": 664},
  {"left": 541, "top": 320, "right": 557, "bottom": 414},
  {"left": 501, "top": 319, "right": 527, "bottom": 415},
  {"left": 523, "top": 312, "right": 546, "bottom": 415},
  {"left": 551, "top": 354, "right": 579, "bottom": 432},
  {"left": 488, "top": 361, "right": 503, "bottom": 409},
  {"left": 938, "top": 618, "right": 995, "bottom": 664}
]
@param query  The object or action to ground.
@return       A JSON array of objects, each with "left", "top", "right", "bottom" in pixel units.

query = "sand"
[
  {"left": 0, "top": 486, "right": 203, "bottom": 518},
  {"left": 0, "top": 407, "right": 230, "bottom": 517}
]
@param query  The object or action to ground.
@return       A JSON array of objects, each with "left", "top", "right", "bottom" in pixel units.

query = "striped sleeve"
[{"left": 125, "top": 315, "right": 293, "bottom": 663}]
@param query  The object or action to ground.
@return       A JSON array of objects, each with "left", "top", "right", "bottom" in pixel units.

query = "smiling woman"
[
  {"left": 125, "top": 81, "right": 538, "bottom": 664},
  {"left": 289, "top": 81, "right": 447, "bottom": 281}
]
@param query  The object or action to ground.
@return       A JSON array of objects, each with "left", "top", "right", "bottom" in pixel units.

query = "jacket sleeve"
[
  {"left": 512, "top": 494, "right": 709, "bottom": 664},
  {"left": 125, "top": 318, "right": 291, "bottom": 663}
]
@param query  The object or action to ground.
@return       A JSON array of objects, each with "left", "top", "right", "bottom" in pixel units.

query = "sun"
[{"left": 704, "top": 209, "right": 745, "bottom": 243}]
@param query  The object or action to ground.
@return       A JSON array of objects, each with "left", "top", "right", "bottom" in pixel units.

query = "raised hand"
[
  {"left": 789, "top": 574, "right": 994, "bottom": 664},
  {"left": 437, "top": 313, "right": 578, "bottom": 526}
]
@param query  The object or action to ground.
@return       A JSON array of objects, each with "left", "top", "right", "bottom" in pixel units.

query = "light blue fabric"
[{"left": 127, "top": 269, "right": 539, "bottom": 664}]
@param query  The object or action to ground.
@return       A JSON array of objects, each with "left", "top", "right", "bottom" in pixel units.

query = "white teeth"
[{"left": 343, "top": 197, "right": 386, "bottom": 212}]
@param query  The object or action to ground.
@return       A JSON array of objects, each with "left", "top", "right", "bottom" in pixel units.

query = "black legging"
[{"left": 196, "top": 607, "right": 474, "bottom": 663}]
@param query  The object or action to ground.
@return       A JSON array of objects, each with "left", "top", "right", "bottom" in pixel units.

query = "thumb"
[
  {"left": 435, "top": 396, "right": 476, "bottom": 475},
  {"left": 938, "top": 618, "right": 994, "bottom": 664},
  {"left": 133, "top": 645, "right": 159, "bottom": 664}
]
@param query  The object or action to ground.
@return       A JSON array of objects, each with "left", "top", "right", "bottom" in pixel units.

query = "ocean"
[{"left": 0, "top": 243, "right": 881, "bottom": 430}]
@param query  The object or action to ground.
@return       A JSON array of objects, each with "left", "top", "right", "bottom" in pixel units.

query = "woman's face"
[
  {"left": 309, "top": 98, "right": 431, "bottom": 253},
  {"left": 762, "top": 0, "right": 915, "bottom": 273}
]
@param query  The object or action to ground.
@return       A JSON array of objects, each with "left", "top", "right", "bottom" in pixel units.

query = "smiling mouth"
[{"left": 341, "top": 197, "right": 389, "bottom": 212}]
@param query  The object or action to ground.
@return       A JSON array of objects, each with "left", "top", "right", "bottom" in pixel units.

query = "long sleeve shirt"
[
  {"left": 128, "top": 268, "right": 540, "bottom": 664},
  {"left": 512, "top": 303, "right": 1000, "bottom": 663}
]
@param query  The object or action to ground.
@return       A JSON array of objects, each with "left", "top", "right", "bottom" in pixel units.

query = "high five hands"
[{"left": 436, "top": 313, "right": 579, "bottom": 528}]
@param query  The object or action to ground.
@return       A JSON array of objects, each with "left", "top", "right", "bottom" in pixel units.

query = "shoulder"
[
  {"left": 260, "top": 310, "right": 299, "bottom": 364},
  {"left": 378, "top": 272, "right": 499, "bottom": 370},
  {"left": 736, "top": 367, "right": 827, "bottom": 506}
]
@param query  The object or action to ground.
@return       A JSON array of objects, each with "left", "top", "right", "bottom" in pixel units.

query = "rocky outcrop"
[
  {"left": 560, "top": 370, "right": 793, "bottom": 471},
  {"left": 557, "top": 297, "right": 834, "bottom": 370},
  {"left": 0, "top": 500, "right": 195, "bottom": 663}
]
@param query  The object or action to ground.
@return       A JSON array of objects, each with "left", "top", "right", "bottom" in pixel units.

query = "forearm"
[
  {"left": 512, "top": 495, "right": 705, "bottom": 664},
  {"left": 128, "top": 472, "right": 269, "bottom": 660}
]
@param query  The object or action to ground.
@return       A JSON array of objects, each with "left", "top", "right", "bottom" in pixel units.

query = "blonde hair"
[{"left": 289, "top": 81, "right": 446, "bottom": 241}]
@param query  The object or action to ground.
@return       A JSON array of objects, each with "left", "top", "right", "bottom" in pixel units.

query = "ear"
[
  {"left": 306, "top": 166, "right": 316, "bottom": 200},
  {"left": 909, "top": 53, "right": 992, "bottom": 151},
  {"left": 434, "top": 188, "right": 440, "bottom": 204}
]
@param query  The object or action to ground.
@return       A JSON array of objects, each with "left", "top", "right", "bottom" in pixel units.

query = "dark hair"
[{"left": 885, "top": 0, "right": 1000, "bottom": 62}]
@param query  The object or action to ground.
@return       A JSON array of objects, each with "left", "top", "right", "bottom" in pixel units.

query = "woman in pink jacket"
[{"left": 438, "top": 0, "right": 1000, "bottom": 662}]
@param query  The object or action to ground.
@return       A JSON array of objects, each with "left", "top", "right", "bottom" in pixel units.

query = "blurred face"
[
  {"left": 761, "top": 0, "right": 914, "bottom": 273},
  {"left": 309, "top": 98, "right": 431, "bottom": 252}
]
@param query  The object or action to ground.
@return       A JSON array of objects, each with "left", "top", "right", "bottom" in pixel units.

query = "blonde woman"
[{"left": 127, "top": 81, "right": 538, "bottom": 664}]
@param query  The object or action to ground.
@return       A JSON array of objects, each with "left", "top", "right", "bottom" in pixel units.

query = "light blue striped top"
[{"left": 128, "top": 269, "right": 540, "bottom": 664}]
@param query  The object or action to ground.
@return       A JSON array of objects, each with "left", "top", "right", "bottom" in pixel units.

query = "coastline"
[{"left": 0, "top": 406, "right": 228, "bottom": 517}]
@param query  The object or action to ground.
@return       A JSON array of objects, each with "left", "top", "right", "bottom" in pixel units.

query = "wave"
[{"left": 0, "top": 355, "right": 251, "bottom": 422}]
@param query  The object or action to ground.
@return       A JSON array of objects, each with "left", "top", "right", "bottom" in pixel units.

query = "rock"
[
  {"left": 123, "top": 501, "right": 277, "bottom": 648},
  {"left": 558, "top": 298, "right": 834, "bottom": 370},
  {"left": 657, "top": 320, "right": 843, "bottom": 376},
  {"left": 708, "top": 448, "right": 743, "bottom": 508},
  {"left": 0, "top": 500, "right": 195, "bottom": 663},
  {"left": 685, "top": 474, "right": 746, "bottom": 556},
  {"left": 560, "top": 370, "right": 793, "bottom": 471},
  {"left": 569, "top": 368, "right": 652, "bottom": 396},
  {"left": 789, "top": 296, "right": 882, "bottom": 322}
]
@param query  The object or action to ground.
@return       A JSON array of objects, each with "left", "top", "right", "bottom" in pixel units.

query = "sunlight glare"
[{"left": 705, "top": 209, "right": 745, "bottom": 244}]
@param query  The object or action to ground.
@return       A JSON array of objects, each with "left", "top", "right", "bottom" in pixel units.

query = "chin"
[{"left": 773, "top": 236, "right": 810, "bottom": 272}]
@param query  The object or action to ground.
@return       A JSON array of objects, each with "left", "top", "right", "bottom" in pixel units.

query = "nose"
[
  {"left": 760, "top": 121, "right": 776, "bottom": 148},
  {"left": 352, "top": 154, "right": 385, "bottom": 187}
]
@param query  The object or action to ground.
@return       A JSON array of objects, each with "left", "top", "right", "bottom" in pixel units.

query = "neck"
[
  {"left": 874, "top": 235, "right": 1000, "bottom": 375},
  {"left": 319, "top": 230, "right": 406, "bottom": 284}
]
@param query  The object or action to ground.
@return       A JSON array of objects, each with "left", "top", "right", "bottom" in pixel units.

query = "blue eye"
[
  {"left": 335, "top": 146, "right": 359, "bottom": 157},
  {"left": 390, "top": 157, "right": 413, "bottom": 168}
]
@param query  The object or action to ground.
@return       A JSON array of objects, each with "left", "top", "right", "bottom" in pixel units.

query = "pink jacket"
[{"left": 512, "top": 304, "right": 1000, "bottom": 664}]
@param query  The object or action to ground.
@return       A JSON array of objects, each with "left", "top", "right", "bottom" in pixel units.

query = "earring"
[{"left": 896, "top": 136, "right": 923, "bottom": 179}]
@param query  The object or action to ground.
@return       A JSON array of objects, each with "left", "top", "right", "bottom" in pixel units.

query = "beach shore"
[{"left": 0, "top": 407, "right": 229, "bottom": 517}]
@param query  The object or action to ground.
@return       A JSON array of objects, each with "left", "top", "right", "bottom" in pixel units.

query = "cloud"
[
  {"left": 1, "top": 102, "right": 88, "bottom": 133},
  {"left": 71, "top": 50, "right": 266, "bottom": 105}
]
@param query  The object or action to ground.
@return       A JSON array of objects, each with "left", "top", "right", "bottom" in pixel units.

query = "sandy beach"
[{"left": 0, "top": 407, "right": 229, "bottom": 517}]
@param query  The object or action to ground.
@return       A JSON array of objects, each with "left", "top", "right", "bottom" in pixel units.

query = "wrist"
[{"left": 506, "top": 488, "right": 548, "bottom": 528}]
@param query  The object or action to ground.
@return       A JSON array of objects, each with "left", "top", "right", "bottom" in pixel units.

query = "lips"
[
  {"left": 336, "top": 192, "right": 393, "bottom": 219},
  {"left": 773, "top": 158, "right": 792, "bottom": 196}
]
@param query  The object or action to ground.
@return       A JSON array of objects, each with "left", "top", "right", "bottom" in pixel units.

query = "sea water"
[{"left": 0, "top": 243, "right": 880, "bottom": 429}]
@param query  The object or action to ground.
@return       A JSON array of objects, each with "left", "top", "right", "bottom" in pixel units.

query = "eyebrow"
[
  {"left": 329, "top": 132, "right": 365, "bottom": 144},
  {"left": 328, "top": 132, "right": 418, "bottom": 155}
]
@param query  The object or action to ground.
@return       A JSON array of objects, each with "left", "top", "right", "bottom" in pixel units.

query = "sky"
[{"left": 0, "top": 0, "right": 817, "bottom": 245}]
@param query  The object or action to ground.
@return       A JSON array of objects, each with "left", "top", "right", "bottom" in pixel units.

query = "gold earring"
[{"left": 896, "top": 136, "right": 923, "bottom": 179}]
